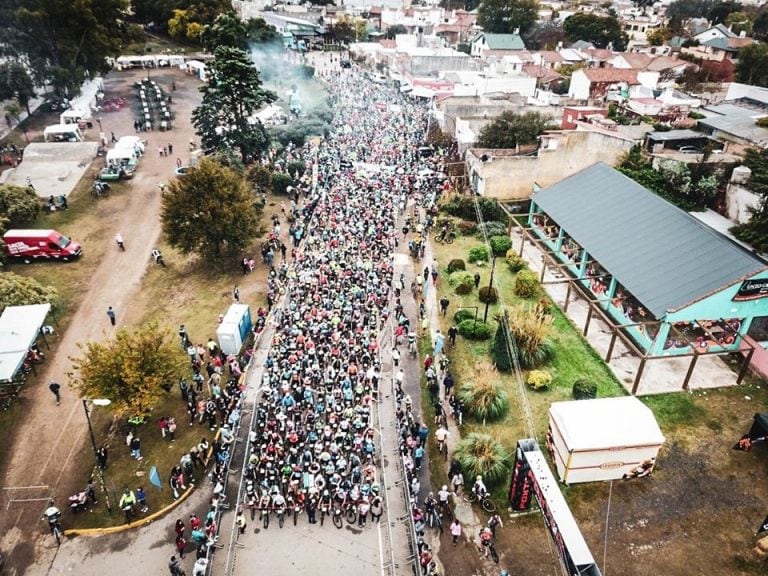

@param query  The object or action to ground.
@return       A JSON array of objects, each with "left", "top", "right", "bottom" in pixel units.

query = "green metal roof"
[
  {"left": 532, "top": 162, "right": 768, "bottom": 317},
  {"left": 479, "top": 33, "right": 526, "bottom": 50}
]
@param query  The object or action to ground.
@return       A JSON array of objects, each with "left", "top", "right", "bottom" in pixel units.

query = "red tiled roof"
[
  {"left": 586, "top": 48, "right": 615, "bottom": 60},
  {"left": 645, "top": 55, "right": 687, "bottom": 72},
  {"left": 618, "top": 53, "right": 652, "bottom": 68},
  {"left": 522, "top": 65, "right": 562, "bottom": 83},
  {"left": 537, "top": 50, "right": 564, "bottom": 62},
  {"left": 583, "top": 68, "right": 639, "bottom": 83}
]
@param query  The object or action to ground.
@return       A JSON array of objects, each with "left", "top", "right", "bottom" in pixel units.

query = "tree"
[
  {"left": 476, "top": 111, "right": 554, "bottom": 149},
  {"left": 667, "top": 0, "right": 716, "bottom": 33},
  {"left": 330, "top": 15, "right": 368, "bottom": 43},
  {"left": 454, "top": 432, "right": 511, "bottom": 485},
  {"left": 646, "top": 27, "right": 668, "bottom": 46},
  {"left": 563, "top": 13, "right": 628, "bottom": 50},
  {"left": 524, "top": 21, "right": 566, "bottom": 50},
  {"left": 192, "top": 45, "right": 277, "bottom": 161},
  {"left": 706, "top": 0, "right": 742, "bottom": 24},
  {"left": 477, "top": 0, "right": 539, "bottom": 35},
  {"left": 0, "top": 62, "right": 36, "bottom": 115},
  {"left": 385, "top": 24, "right": 407, "bottom": 39},
  {"left": 246, "top": 17, "right": 279, "bottom": 43},
  {"left": 492, "top": 315, "right": 513, "bottom": 371},
  {"left": 0, "top": 184, "right": 40, "bottom": 230},
  {"left": 201, "top": 13, "right": 248, "bottom": 52},
  {"left": 736, "top": 44, "right": 768, "bottom": 87},
  {"left": 0, "top": 272, "right": 59, "bottom": 312},
  {"left": 69, "top": 323, "right": 185, "bottom": 417},
  {"left": 161, "top": 158, "right": 262, "bottom": 259},
  {"left": 725, "top": 11, "right": 752, "bottom": 36},
  {"left": 0, "top": 0, "right": 127, "bottom": 96},
  {"left": 754, "top": 10, "right": 768, "bottom": 41}
]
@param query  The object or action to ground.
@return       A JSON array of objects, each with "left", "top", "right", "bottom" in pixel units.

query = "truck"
[{"left": 3, "top": 229, "right": 82, "bottom": 263}]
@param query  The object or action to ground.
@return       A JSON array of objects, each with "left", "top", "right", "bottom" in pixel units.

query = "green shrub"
[
  {"left": 457, "top": 220, "right": 478, "bottom": 235},
  {"left": 455, "top": 432, "right": 510, "bottom": 483},
  {"left": 441, "top": 196, "right": 508, "bottom": 223},
  {"left": 271, "top": 172, "right": 293, "bottom": 195},
  {"left": 572, "top": 379, "right": 598, "bottom": 400},
  {"left": 477, "top": 221, "right": 507, "bottom": 238},
  {"left": 286, "top": 160, "right": 306, "bottom": 176},
  {"left": 492, "top": 321, "right": 512, "bottom": 372},
  {"left": 468, "top": 245, "right": 490, "bottom": 263},
  {"left": 458, "top": 319, "right": 493, "bottom": 340},
  {"left": 454, "top": 309, "right": 476, "bottom": 323},
  {"left": 505, "top": 249, "right": 526, "bottom": 273},
  {"left": 448, "top": 271, "right": 475, "bottom": 295},
  {"left": 526, "top": 370, "right": 552, "bottom": 390},
  {"left": 478, "top": 286, "right": 499, "bottom": 304},
  {"left": 504, "top": 304, "right": 554, "bottom": 369},
  {"left": 447, "top": 259, "right": 466, "bottom": 273},
  {"left": 489, "top": 235, "right": 512, "bottom": 256},
  {"left": 514, "top": 269, "right": 539, "bottom": 298}
]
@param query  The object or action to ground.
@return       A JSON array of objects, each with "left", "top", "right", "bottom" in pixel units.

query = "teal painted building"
[{"left": 527, "top": 163, "right": 768, "bottom": 361}]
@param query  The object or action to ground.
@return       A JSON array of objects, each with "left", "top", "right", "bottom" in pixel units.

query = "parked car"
[
  {"left": 3, "top": 229, "right": 82, "bottom": 263},
  {"left": 678, "top": 146, "right": 701, "bottom": 154},
  {"left": 100, "top": 166, "right": 133, "bottom": 181}
]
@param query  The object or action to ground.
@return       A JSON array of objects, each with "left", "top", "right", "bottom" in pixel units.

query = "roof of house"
[
  {"left": 537, "top": 50, "right": 564, "bottom": 62},
  {"left": 522, "top": 64, "right": 563, "bottom": 83},
  {"left": 570, "top": 40, "right": 595, "bottom": 50},
  {"left": 585, "top": 48, "right": 614, "bottom": 61},
  {"left": 583, "top": 68, "right": 639, "bottom": 83},
  {"left": 618, "top": 53, "right": 652, "bottom": 69},
  {"left": 475, "top": 33, "right": 526, "bottom": 50},
  {"left": 532, "top": 162, "right": 768, "bottom": 317},
  {"left": 645, "top": 55, "right": 688, "bottom": 72},
  {"left": 712, "top": 23, "right": 738, "bottom": 38},
  {"left": 699, "top": 102, "right": 768, "bottom": 146}
]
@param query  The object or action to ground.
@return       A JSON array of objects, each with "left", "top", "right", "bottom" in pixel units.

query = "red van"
[{"left": 3, "top": 229, "right": 82, "bottom": 263}]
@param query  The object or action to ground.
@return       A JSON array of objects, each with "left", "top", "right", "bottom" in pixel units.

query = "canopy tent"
[
  {"left": 548, "top": 396, "right": 665, "bottom": 484},
  {"left": 0, "top": 304, "right": 51, "bottom": 383},
  {"left": 43, "top": 124, "right": 83, "bottom": 142}
]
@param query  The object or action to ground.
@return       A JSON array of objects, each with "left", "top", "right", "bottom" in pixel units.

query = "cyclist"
[
  {"left": 487, "top": 512, "right": 504, "bottom": 536},
  {"left": 473, "top": 475, "right": 488, "bottom": 499},
  {"left": 115, "top": 233, "right": 125, "bottom": 251},
  {"left": 424, "top": 492, "right": 438, "bottom": 526},
  {"left": 437, "top": 222, "right": 449, "bottom": 242},
  {"left": 407, "top": 331, "right": 417, "bottom": 356},
  {"left": 434, "top": 425, "right": 449, "bottom": 454},
  {"left": 437, "top": 485, "right": 451, "bottom": 512},
  {"left": 258, "top": 490, "right": 271, "bottom": 518},
  {"left": 42, "top": 500, "right": 62, "bottom": 534},
  {"left": 479, "top": 527, "right": 493, "bottom": 557}
]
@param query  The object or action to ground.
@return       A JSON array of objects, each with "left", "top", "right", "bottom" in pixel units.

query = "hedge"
[
  {"left": 447, "top": 259, "right": 466, "bottom": 273},
  {"left": 478, "top": 286, "right": 498, "bottom": 304},
  {"left": 573, "top": 379, "right": 598, "bottom": 400},
  {"left": 489, "top": 235, "right": 512, "bottom": 256},
  {"left": 505, "top": 249, "right": 526, "bottom": 273},
  {"left": 457, "top": 319, "right": 493, "bottom": 340},
  {"left": 468, "top": 245, "right": 490, "bottom": 263},
  {"left": 514, "top": 269, "right": 539, "bottom": 298},
  {"left": 448, "top": 271, "right": 475, "bottom": 295}
]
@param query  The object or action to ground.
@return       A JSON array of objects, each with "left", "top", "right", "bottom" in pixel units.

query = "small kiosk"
[
  {"left": 547, "top": 396, "right": 665, "bottom": 484},
  {"left": 216, "top": 304, "right": 252, "bottom": 355}
]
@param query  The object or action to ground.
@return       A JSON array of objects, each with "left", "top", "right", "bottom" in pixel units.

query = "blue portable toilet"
[{"left": 216, "top": 304, "right": 252, "bottom": 355}]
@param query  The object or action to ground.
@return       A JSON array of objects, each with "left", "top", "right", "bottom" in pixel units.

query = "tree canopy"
[
  {"left": 666, "top": 0, "right": 716, "bottom": 33},
  {"left": 201, "top": 13, "right": 248, "bottom": 52},
  {"left": 246, "top": 17, "right": 279, "bottom": 43},
  {"left": 131, "top": 0, "right": 231, "bottom": 35},
  {"left": 735, "top": 44, "right": 768, "bottom": 87},
  {"left": 0, "top": 0, "right": 127, "bottom": 96},
  {"left": 192, "top": 45, "right": 276, "bottom": 161},
  {"left": 564, "top": 13, "right": 628, "bottom": 51},
  {"left": 161, "top": 158, "right": 262, "bottom": 259},
  {"left": 477, "top": 0, "right": 539, "bottom": 35},
  {"left": 69, "top": 322, "right": 185, "bottom": 417},
  {"left": 385, "top": 24, "right": 408, "bottom": 39},
  {"left": 476, "top": 111, "right": 555, "bottom": 149},
  {"left": 0, "top": 62, "right": 35, "bottom": 115},
  {"left": 706, "top": 0, "right": 742, "bottom": 24},
  {"left": 0, "top": 272, "right": 59, "bottom": 312},
  {"left": 0, "top": 184, "right": 40, "bottom": 232}
]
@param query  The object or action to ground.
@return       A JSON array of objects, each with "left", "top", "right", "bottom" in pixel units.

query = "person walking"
[
  {"left": 107, "top": 306, "right": 116, "bottom": 326},
  {"left": 168, "top": 142, "right": 173, "bottom": 155},
  {"left": 119, "top": 489, "right": 136, "bottom": 522},
  {"left": 233, "top": 286, "right": 240, "bottom": 303},
  {"left": 236, "top": 508, "right": 247, "bottom": 535},
  {"left": 439, "top": 296, "right": 450, "bottom": 316},
  {"left": 130, "top": 435, "right": 142, "bottom": 460},
  {"left": 136, "top": 486, "right": 148, "bottom": 513},
  {"left": 448, "top": 325, "right": 458, "bottom": 347},
  {"left": 97, "top": 446, "right": 108, "bottom": 469},
  {"left": 474, "top": 272, "right": 481, "bottom": 289},
  {"left": 450, "top": 519, "right": 462, "bottom": 545},
  {"left": 48, "top": 381, "right": 61, "bottom": 405}
]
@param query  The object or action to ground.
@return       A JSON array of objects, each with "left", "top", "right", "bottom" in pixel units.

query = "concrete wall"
[
  {"left": 726, "top": 165, "right": 761, "bottom": 224},
  {"left": 407, "top": 55, "right": 478, "bottom": 76},
  {"left": 466, "top": 130, "right": 636, "bottom": 199}
]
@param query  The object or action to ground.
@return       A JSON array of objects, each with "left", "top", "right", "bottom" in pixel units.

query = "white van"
[{"left": 42, "top": 124, "right": 83, "bottom": 142}]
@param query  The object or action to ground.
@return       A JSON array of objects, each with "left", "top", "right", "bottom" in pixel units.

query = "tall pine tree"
[{"left": 492, "top": 313, "right": 513, "bottom": 372}]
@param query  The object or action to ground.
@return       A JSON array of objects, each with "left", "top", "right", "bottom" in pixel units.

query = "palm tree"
[
  {"left": 455, "top": 432, "right": 511, "bottom": 485},
  {"left": 457, "top": 360, "right": 508, "bottom": 424},
  {"left": 505, "top": 303, "right": 554, "bottom": 368}
]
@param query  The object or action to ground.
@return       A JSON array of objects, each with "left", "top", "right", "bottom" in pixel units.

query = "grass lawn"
[{"left": 430, "top": 233, "right": 625, "bottom": 500}]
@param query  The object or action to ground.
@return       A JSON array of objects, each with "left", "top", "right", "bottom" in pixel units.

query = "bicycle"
[
  {"left": 433, "top": 231, "right": 456, "bottom": 245},
  {"left": 436, "top": 437, "right": 448, "bottom": 461},
  {"left": 464, "top": 491, "right": 496, "bottom": 512},
  {"left": 332, "top": 505, "right": 344, "bottom": 529},
  {"left": 320, "top": 503, "right": 330, "bottom": 526},
  {"left": 51, "top": 521, "right": 62, "bottom": 546},
  {"left": 408, "top": 339, "right": 417, "bottom": 357},
  {"left": 276, "top": 505, "right": 285, "bottom": 528},
  {"left": 345, "top": 502, "right": 358, "bottom": 525},
  {"left": 426, "top": 509, "right": 443, "bottom": 533},
  {"left": 488, "top": 542, "right": 500, "bottom": 564},
  {"left": 292, "top": 502, "right": 303, "bottom": 526},
  {"left": 261, "top": 507, "right": 270, "bottom": 529}
]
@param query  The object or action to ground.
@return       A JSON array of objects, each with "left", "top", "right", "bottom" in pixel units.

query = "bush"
[
  {"left": 505, "top": 304, "right": 554, "bottom": 369},
  {"left": 286, "top": 160, "right": 306, "bottom": 177},
  {"left": 271, "top": 172, "right": 293, "bottom": 195},
  {"left": 442, "top": 196, "right": 508, "bottom": 223},
  {"left": 454, "top": 309, "right": 476, "bottom": 323},
  {"left": 468, "top": 245, "right": 490, "bottom": 263},
  {"left": 573, "top": 379, "right": 598, "bottom": 400},
  {"left": 489, "top": 235, "right": 512, "bottom": 256},
  {"left": 447, "top": 259, "right": 466, "bottom": 273},
  {"left": 505, "top": 249, "right": 526, "bottom": 273},
  {"left": 514, "top": 269, "right": 540, "bottom": 298},
  {"left": 455, "top": 432, "right": 510, "bottom": 484},
  {"left": 457, "top": 220, "right": 478, "bottom": 235},
  {"left": 526, "top": 370, "right": 552, "bottom": 390},
  {"left": 448, "top": 271, "right": 475, "bottom": 295},
  {"left": 246, "top": 164, "right": 273, "bottom": 192},
  {"left": 478, "top": 286, "right": 499, "bottom": 304},
  {"left": 476, "top": 221, "right": 507, "bottom": 238},
  {"left": 458, "top": 319, "right": 493, "bottom": 340},
  {"left": 492, "top": 321, "right": 512, "bottom": 372}
]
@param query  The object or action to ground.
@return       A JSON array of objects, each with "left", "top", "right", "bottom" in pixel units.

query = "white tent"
[
  {"left": 548, "top": 396, "right": 665, "bottom": 484},
  {"left": 43, "top": 124, "right": 83, "bottom": 142},
  {"left": 0, "top": 304, "right": 51, "bottom": 382}
]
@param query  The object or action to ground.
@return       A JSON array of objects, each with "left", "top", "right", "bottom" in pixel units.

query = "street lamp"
[
  {"left": 83, "top": 398, "right": 113, "bottom": 514},
  {"left": 483, "top": 255, "right": 497, "bottom": 323}
]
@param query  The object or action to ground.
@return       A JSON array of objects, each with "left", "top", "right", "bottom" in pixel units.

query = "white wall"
[
  {"left": 726, "top": 166, "right": 761, "bottom": 224},
  {"left": 568, "top": 70, "right": 590, "bottom": 100}
]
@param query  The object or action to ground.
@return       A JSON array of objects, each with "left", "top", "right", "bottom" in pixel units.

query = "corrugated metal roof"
[
  {"left": 532, "top": 162, "right": 768, "bottom": 317},
  {"left": 646, "top": 129, "right": 706, "bottom": 141}
]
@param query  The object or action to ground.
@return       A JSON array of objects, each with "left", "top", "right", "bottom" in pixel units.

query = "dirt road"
[{"left": 0, "top": 68, "right": 202, "bottom": 574}]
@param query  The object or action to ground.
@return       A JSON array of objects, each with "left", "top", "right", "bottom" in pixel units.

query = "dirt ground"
[{"left": 0, "top": 67, "right": 204, "bottom": 573}]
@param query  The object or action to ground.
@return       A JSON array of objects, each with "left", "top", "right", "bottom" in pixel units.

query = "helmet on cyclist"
[
  {"left": 476, "top": 475, "right": 482, "bottom": 481},
  {"left": 428, "top": 492, "right": 433, "bottom": 498},
  {"left": 442, "top": 485, "right": 447, "bottom": 491}
]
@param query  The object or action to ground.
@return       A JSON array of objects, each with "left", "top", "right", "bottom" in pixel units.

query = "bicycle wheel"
[
  {"left": 346, "top": 507, "right": 357, "bottom": 525},
  {"left": 332, "top": 511, "right": 343, "bottom": 529},
  {"left": 263, "top": 512, "right": 269, "bottom": 529},
  {"left": 490, "top": 545, "right": 499, "bottom": 564},
  {"left": 278, "top": 512, "right": 284, "bottom": 529},
  {"left": 463, "top": 492, "right": 477, "bottom": 504},
  {"left": 293, "top": 509, "right": 298, "bottom": 526},
  {"left": 445, "top": 235, "right": 454, "bottom": 244},
  {"left": 250, "top": 506, "right": 255, "bottom": 521},
  {"left": 53, "top": 525, "right": 62, "bottom": 546},
  {"left": 481, "top": 498, "right": 496, "bottom": 513},
  {"left": 320, "top": 510, "right": 326, "bottom": 526}
]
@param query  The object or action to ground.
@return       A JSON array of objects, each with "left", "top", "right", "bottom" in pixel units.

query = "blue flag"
[{"left": 149, "top": 465, "right": 163, "bottom": 490}]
